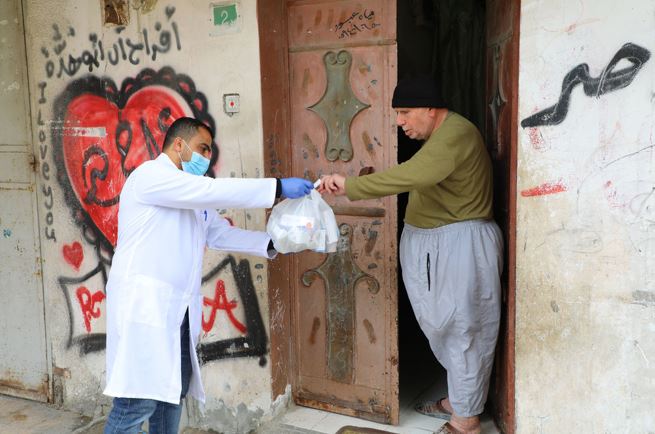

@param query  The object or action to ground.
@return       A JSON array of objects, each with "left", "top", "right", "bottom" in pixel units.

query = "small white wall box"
[{"left": 223, "top": 93, "right": 240, "bottom": 116}]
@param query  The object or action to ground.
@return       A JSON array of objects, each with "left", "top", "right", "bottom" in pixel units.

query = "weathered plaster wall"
[
  {"left": 0, "top": 0, "right": 30, "bottom": 145},
  {"left": 21, "top": 0, "right": 283, "bottom": 430},
  {"left": 517, "top": 0, "right": 655, "bottom": 431}
]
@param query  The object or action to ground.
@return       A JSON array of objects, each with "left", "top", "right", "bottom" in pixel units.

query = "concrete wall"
[
  {"left": 516, "top": 0, "right": 655, "bottom": 431},
  {"left": 20, "top": 0, "right": 284, "bottom": 431},
  {"left": 0, "top": 0, "right": 31, "bottom": 145}
]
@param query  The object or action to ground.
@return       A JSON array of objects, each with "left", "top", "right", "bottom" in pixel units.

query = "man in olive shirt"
[{"left": 319, "top": 76, "right": 503, "bottom": 434}]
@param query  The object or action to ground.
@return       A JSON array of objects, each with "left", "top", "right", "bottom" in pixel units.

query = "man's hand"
[
  {"left": 318, "top": 174, "right": 346, "bottom": 195},
  {"left": 280, "top": 178, "right": 313, "bottom": 198}
]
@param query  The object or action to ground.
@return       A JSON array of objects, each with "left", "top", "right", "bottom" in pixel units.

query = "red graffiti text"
[
  {"left": 76, "top": 286, "right": 105, "bottom": 333},
  {"left": 202, "top": 279, "right": 247, "bottom": 334},
  {"left": 521, "top": 180, "right": 567, "bottom": 197}
]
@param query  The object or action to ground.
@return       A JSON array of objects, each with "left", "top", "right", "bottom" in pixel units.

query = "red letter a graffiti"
[{"left": 202, "top": 280, "right": 247, "bottom": 334}]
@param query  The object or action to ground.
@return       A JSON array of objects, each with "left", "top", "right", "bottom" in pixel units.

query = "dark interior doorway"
[
  {"left": 396, "top": 0, "right": 507, "bottom": 429},
  {"left": 258, "top": 0, "right": 517, "bottom": 430}
]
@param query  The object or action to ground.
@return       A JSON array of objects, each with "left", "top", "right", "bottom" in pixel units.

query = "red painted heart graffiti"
[
  {"left": 53, "top": 67, "right": 217, "bottom": 249},
  {"left": 63, "top": 241, "right": 84, "bottom": 270}
]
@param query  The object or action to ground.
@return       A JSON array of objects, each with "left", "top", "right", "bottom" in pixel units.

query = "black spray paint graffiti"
[
  {"left": 521, "top": 43, "right": 651, "bottom": 128},
  {"left": 41, "top": 6, "right": 180, "bottom": 80},
  {"left": 58, "top": 255, "right": 268, "bottom": 364},
  {"left": 59, "top": 263, "right": 108, "bottom": 354},
  {"left": 198, "top": 256, "right": 268, "bottom": 366},
  {"left": 37, "top": 84, "right": 57, "bottom": 242},
  {"left": 37, "top": 6, "right": 183, "bottom": 244}
]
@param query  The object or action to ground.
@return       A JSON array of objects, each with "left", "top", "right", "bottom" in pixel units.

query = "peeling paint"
[
  {"left": 363, "top": 319, "right": 376, "bottom": 344},
  {"left": 4, "top": 81, "right": 19, "bottom": 91},
  {"left": 309, "top": 317, "right": 320, "bottom": 345},
  {"left": 132, "top": 0, "right": 158, "bottom": 14},
  {"left": 187, "top": 399, "right": 265, "bottom": 434}
]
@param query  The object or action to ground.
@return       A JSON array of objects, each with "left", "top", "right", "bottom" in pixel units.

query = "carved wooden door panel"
[
  {"left": 485, "top": 0, "right": 519, "bottom": 432},
  {"left": 286, "top": 0, "right": 398, "bottom": 424}
]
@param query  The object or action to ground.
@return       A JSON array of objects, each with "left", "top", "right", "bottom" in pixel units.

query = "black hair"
[{"left": 162, "top": 117, "right": 214, "bottom": 151}]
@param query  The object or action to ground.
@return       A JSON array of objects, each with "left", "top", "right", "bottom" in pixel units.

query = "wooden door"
[
  {"left": 260, "top": 0, "right": 399, "bottom": 424},
  {"left": 485, "top": 0, "right": 519, "bottom": 432}
]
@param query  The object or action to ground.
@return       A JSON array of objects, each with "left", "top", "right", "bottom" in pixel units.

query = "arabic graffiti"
[
  {"left": 521, "top": 43, "right": 651, "bottom": 128},
  {"left": 41, "top": 6, "right": 180, "bottom": 79},
  {"left": 334, "top": 9, "right": 381, "bottom": 39}
]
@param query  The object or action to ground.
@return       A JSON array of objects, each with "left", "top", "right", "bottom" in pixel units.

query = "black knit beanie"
[{"left": 392, "top": 75, "right": 445, "bottom": 108}]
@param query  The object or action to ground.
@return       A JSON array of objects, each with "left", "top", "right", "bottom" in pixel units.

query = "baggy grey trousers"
[{"left": 400, "top": 219, "right": 503, "bottom": 417}]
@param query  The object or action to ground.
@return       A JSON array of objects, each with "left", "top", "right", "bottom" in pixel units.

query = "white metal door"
[{"left": 0, "top": 0, "right": 49, "bottom": 402}]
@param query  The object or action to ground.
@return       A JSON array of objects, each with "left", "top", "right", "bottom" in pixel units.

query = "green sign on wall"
[{"left": 213, "top": 3, "right": 238, "bottom": 27}]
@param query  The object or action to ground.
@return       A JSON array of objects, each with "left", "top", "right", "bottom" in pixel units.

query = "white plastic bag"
[{"left": 267, "top": 189, "right": 339, "bottom": 253}]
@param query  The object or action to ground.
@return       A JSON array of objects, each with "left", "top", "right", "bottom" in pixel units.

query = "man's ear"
[{"left": 173, "top": 137, "right": 183, "bottom": 152}]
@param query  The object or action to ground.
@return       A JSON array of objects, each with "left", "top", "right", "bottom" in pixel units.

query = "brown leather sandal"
[
  {"left": 414, "top": 397, "right": 452, "bottom": 420},
  {"left": 434, "top": 422, "right": 466, "bottom": 434}
]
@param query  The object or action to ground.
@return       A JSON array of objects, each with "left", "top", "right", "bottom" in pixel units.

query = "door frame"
[
  {"left": 486, "top": 0, "right": 519, "bottom": 432},
  {"left": 258, "top": 1, "right": 518, "bottom": 431},
  {"left": 258, "top": 0, "right": 294, "bottom": 398}
]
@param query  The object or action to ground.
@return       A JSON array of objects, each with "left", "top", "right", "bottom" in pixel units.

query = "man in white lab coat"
[{"left": 103, "top": 117, "right": 313, "bottom": 434}]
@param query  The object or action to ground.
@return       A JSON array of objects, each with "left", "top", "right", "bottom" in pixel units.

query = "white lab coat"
[{"left": 103, "top": 154, "right": 276, "bottom": 404}]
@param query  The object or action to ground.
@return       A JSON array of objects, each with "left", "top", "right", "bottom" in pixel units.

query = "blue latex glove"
[{"left": 280, "top": 177, "right": 314, "bottom": 198}]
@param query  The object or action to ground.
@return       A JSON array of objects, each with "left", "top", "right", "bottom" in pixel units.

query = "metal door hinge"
[{"left": 29, "top": 153, "right": 37, "bottom": 173}]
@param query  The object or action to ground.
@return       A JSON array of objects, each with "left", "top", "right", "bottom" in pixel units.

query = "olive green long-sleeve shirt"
[{"left": 345, "top": 112, "right": 493, "bottom": 228}]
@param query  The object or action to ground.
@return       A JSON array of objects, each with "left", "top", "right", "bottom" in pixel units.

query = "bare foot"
[{"left": 448, "top": 413, "right": 481, "bottom": 434}]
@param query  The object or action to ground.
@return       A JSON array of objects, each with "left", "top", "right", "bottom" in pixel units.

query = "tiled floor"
[
  {"left": 269, "top": 320, "right": 502, "bottom": 434},
  {"left": 273, "top": 375, "right": 500, "bottom": 434}
]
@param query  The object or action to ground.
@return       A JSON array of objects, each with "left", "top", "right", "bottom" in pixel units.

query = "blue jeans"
[{"left": 105, "top": 311, "right": 192, "bottom": 434}]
